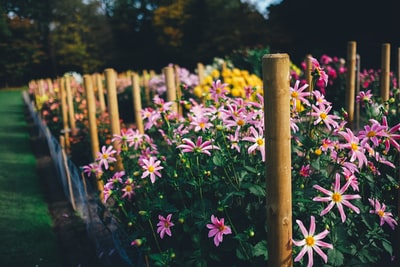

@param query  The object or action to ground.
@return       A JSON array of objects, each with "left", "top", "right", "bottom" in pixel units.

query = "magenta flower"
[
  {"left": 293, "top": 216, "right": 333, "bottom": 267},
  {"left": 290, "top": 80, "right": 310, "bottom": 112},
  {"left": 311, "top": 104, "right": 339, "bottom": 131},
  {"left": 338, "top": 128, "right": 368, "bottom": 168},
  {"left": 96, "top": 145, "right": 117, "bottom": 170},
  {"left": 141, "top": 156, "right": 163, "bottom": 184},
  {"left": 313, "top": 173, "right": 361, "bottom": 222},
  {"left": 122, "top": 178, "right": 138, "bottom": 200},
  {"left": 206, "top": 215, "right": 232, "bottom": 247},
  {"left": 157, "top": 214, "right": 174, "bottom": 239},
  {"left": 209, "top": 79, "right": 229, "bottom": 101},
  {"left": 82, "top": 162, "right": 102, "bottom": 178},
  {"left": 358, "top": 119, "right": 386, "bottom": 148},
  {"left": 368, "top": 198, "right": 398, "bottom": 230},
  {"left": 177, "top": 136, "right": 220, "bottom": 156},
  {"left": 242, "top": 126, "right": 265, "bottom": 162}
]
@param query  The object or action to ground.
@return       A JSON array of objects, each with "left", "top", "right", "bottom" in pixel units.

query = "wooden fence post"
[
  {"left": 163, "top": 65, "right": 178, "bottom": 114},
  {"left": 305, "top": 54, "right": 313, "bottom": 91},
  {"left": 59, "top": 77, "right": 71, "bottom": 152},
  {"left": 346, "top": 41, "right": 357, "bottom": 130},
  {"left": 84, "top": 74, "right": 104, "bottom": 198},
  {"left": 131, "top": 72, "right": 145, "bottom": 134},
  {"left": 142, "top": 70, "right": 151, "bottom": 106},
  {"left": 95, "top": 73, "right": 106, "bottom": 114},
  {"left": 197, "top": 62, "right": 205, "bottom": 84},
  {"left": 380, "top": 43, "right": 391, "bottom": 102},
  {"left": 263, "top": 53, "right": 293, "bottom": 267},
  {"left": 104, "top": 68, "right": 124, "bottom": 171},
  {"left": 355, "top": 54, "right": 361, "bottom": 130},
  {"left": 64, "top": 75, "right": 77, "bottom": 133}
]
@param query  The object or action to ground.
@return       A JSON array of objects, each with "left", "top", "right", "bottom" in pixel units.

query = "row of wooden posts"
[{"left": 30, "top": 41, "right": 398, "bottom": 267}]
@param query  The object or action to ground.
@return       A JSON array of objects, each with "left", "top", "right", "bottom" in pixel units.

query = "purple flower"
[
  {"left": 157, "top": 214, "right": 174, "bottom": 239},
  {"left": 293, "top": 216, "right": 333, "bottom": 267},
  {"left": 206, "top": 215, "right": 232, "bottom": 247},
  {"left": 369, "top": 198, "right": 398, "bottom": 230},
  {"left": 313, "top": 173, "right": 361, "bottom": 222}
]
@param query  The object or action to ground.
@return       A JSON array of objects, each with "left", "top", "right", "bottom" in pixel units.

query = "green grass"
[{"left": 0, "top": 88, "right": 62, "bottom": 267}]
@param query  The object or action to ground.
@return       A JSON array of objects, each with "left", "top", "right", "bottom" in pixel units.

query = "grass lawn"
[{"left": 0, "top": 88, "right": 62, "bottom": 267}]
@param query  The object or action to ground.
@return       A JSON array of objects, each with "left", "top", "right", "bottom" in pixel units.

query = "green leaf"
[
  {"left": 212, "top": 153, "right": 225, "bottom": 166},
  {"left": 381, "top": 239, "right": 393, "bottom": 255},
  {"left": 253, "top": 240, "right": 268, "bottom": 260},
  {"left": 327, "top": 248, "right": 344, "bottom": 266},
  {"left": 248, "top": 184, "right": 266, "bottom": 197}
]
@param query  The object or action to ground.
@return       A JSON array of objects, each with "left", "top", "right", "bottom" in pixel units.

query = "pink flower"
[
  {"left": 157, "top": 214, "right": 174, "bottom": 239},
  {"left": 122, "top": 178, "right": 138, "bottom": 200},
  {"left": 206, "top": 215, "right": 232, "bottom": 247},
  {"left": 338, "top": 128, "right": 368, "bottom": 168},
  {"left": 290, "top": 80, "right": 310, "bottom": 112},
  {"left": 96, "top": 145, "right": 117, "bottom": 170},
  {"left": 209, "top": 79, "right": 229, "bottom": 101},
  {"left": 141, "top": 156, "right": 163, "bottom": 183},
  {"left": 242, "top": 126, "right": 265, "bottom": 162},
  {"left": 311, "top": 104, "right": 339, "bottom": 131},
  {"left": 293, "top": 216, "right": 333, "bottom": 267},
  {"left": 177, "top": 136, "right": 220, "bottom": 156},
  {"left": 369, "top": 198, "right": 398, "bottom": 230},
  {"left": 82, "top": 162, "right": 102, "bottom": 178},
  {"left": 313, "top": 173, "right": 361, "bottom": 222}
]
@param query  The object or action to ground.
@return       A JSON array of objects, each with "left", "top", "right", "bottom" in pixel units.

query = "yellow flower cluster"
[{"left": 193, "top": 66, "right": 263, "bottom": 101}]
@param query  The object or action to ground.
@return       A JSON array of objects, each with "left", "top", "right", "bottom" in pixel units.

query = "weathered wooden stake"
[
  {"left": 104, "top": 68, "right": 124, "bottom": 171},
  {"left": 59, "top": 77, "right": 71, "bottom": 151},
  {"left": 197, "top": 62, "right": 205, "bottom": 84},
  {"left": 84, "top": 74, "right": 104, "bottom": 198},
  {"left": 163, "top": 65, "right": 178, "bottom": 114},
  {"left": 305, "top": 54, "right": 313, "bottom": 91},
  {"left": 142, "top": 70, "right": 151, "bottom": 106},
  {"left": 355, "top": 54, "right": 361, "bottom": 130},
  {"left": 131, "top": 72, "right": 145, "bottom": 134},
  {"left": 64, "top": 75, "right": 77, "bottom": 133},
  {"left": 263, "top": 53, "right": 293, "bottom": 267},
  {"left": 96, "top": 73, "right": 106, "bottom": 114},
  {"left": 346, "top": 41, "right": 357, "bottom": 130},
  {"left": 380, "top": 43, "right": 391, "bottom": 102}
]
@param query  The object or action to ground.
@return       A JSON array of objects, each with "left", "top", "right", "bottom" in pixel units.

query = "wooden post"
[
  {"left": 83, "top": 75, "right": 104, "bottom": 198},
  {"left": 59, "top": 77, "right": 71, "bottom": 151},
  {"left": 355, "top": 54, "right": 361, "bottom": 130},
  {"left": 174, "top": 65, "right": 183, "bottom": 117},
  {"left": 142, "top": 70, "right": 151, "bottom": 106},
  {"left": 197, "top": 62, "right": 205, "bottom": 84},
  {"left": 64, "top": 75, "right": 77, "bottom": 133},
  {"left": 163, "top": 65, "right": 178, "bottom": 114},
  {"left": 96, "top": 73, "right": 106, "bottom": 114},
  {"left": 104, "top": 68, "right": 124, "bottom": 171},
  {"left": 346, "top": 41, "right": 357, "bottom": 130},
  {"left": 305, "top": 54, "right": 313, "bottom": 91},
  {"left": 263, "top": 54, "right": 293, "bottom": 267},
  {"left": 131, "top": 72, "right": 145, "bottom": 134},
  {"left": 380, "top": 43, "right": 391, "bottom": 102}
]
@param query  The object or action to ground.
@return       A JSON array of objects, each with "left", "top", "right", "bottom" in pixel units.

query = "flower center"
[
  {"left": 199, "top": 122, "right": 205, "bottom": 129},
  {"left": 367, "top": 131, "right": 376, "bottom": 138},
  {"left": 305, "top": 236, "right": 315, "bottom": 246},
  {"left": 320, "top": 112, "right": 327, "bottom": 120},
  {"left": 125, "top": 185, "right": 132, "bottom": 192},
  {"left": 377, "top": 210, "right": 384, "bottom": 217},
  {"left": 291, "top": 91, "right": 299, "bottom": 99},
  {"left": 332, "top": 192, "right": 341, "bottom": 202},
  {"left": 103, "top": 153, "right": 109, "bottom": 159},
  {"left": 148, "top": 166, "right": 155, "bottom": 173},
  {"left": 351, "top": 142, "right": 358, "bottom": 151},
  {"left": 237, "top": 119, "right": 245, "bottom": 126},
  {"left": 257, "top": 138, "right": 264, "bottom": 146}
]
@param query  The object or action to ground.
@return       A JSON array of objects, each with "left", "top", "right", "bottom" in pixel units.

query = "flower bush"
[{"left": 81, "top": 56, "right": 399, "bottom": 266}]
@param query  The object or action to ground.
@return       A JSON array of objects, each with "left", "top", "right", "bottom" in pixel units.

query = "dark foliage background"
[{"left": 0, "top": 0, "right": 399, "bottom": 87}]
